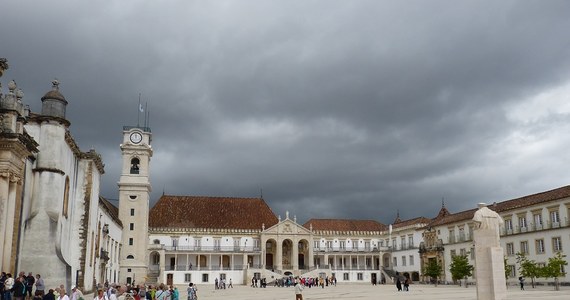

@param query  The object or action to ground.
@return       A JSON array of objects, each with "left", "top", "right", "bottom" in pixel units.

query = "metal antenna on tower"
[{"left": 137, "top": 93, "right": 142, "bottom": 127}]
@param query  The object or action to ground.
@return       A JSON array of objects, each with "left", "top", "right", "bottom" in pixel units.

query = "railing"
[
  {"left": 500, "top": 218, "right": 569, "bottom": 236},
  {"left": 330, "top": 265, "right": 378, "bottom": 270},
  {"left": 312, "top": 247, "right": 381, "bottom": 253},
  {"left": 100, "top": 249, "right": 110, "bottom": 262},
  {"left": 163, "top": 264, "right": 246, "bottom": 271},
  {"left": 161, "top": 245, "right": 262, "bottom": 252}
]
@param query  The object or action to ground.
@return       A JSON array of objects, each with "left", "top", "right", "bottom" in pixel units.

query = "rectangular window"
[
  {"left": 340, "top": 241, "right": 345, "bottom": 250},
  {"left": 519, "top": 215, "right": 527, "bottom": 229},
  {"left": 536, "top": 239, "right": 545, "bottom": 254},
  {"left": 314, "top": 241, "right": 319, "bottom": 249},
  {"left": 449, "top": 229, "right": 455, "bottom": 243},
  {"left": 505, "top": 219, "right": 513, "bottom": 232},
  {"left": 202, "top": 274, "right": 209, "bottom": 282},
  {"left": 357, "top": 273, "right": 363, "bottom": 280},
  {"left": 130, "top": 223, "right": 134, "bottom": 230},
  {"left": 520, "top": 241, "right": 529, "bottom": 255},
  {"left": 184, "top": 274, "right": 191, "bottom": 282},
  {"left": 533, "top": 213, "right": 543, "bottom": 227},
  {"left": 459, "top": 227, "right": 465, "bottom": 242},
  {"left": 550, "top": 210, "right": 560, "bottom": 227},
  {"left": 508, "top": 265, "right": 516, "bottom": 278},
  {"left": 393, "top": 257, "right": 397, "bottom": 267},
  {"left": 130, "top": 208, "right": 135, "bottom": 216},
  {"left": 402, "top": 256, "right": 406, "bottom": 266},
  {"left": 129, "top": 238, "right": 133, "bottom": 246},
  {"left": 506, "top": 243, "right": 515, "bottom": 256},
  {"left": 450, "top": 249, "right": 456, "bottom": 257},
  {"left": 408, "top": 235, "right": 414, "bottom": 248},
  {"left": 343, "top": 273, "right": 349, "bottom": 280},
  {"left": 460, "top": 248, "right": 466, "bottom": 256},
  {"left": 409, "top": 255, "right": 414, "bottom": 266},
  {"left": 552, "top": 237, "right": 562, "bottom": 252}
]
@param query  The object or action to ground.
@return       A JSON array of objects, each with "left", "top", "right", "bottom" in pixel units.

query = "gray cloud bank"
[{"left": 2, "top": 0, "right": 570, "bottom": 223}]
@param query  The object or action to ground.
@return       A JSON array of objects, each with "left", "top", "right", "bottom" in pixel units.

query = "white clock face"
[{"left": 130, "top": 132, "right": 143, "bottom": 144}]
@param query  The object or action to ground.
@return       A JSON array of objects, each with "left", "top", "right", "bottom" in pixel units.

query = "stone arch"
[
  {"left": 196, "top": 255, "right": 207, "bottom": 267},
  {"left": 222, "top": 255, "right": 230, "bottom": 268},
  {"left": 282, "top": 239, "right": 293, "bottom": 269},
  {"left": 297, "top": 239, "right": 309, "bottom": 269},
  {"left": 411, "top": 272, "right": 420, "bottom": 281},
  {"left": 382, "top": 253, "right": 392, "bottom": 268},
  {"left": 130, "top": 157, "right": 140, "bottom": 174},
  {"left": 265, "top": 239, "right": 277, "bottom": 269},
  {"left": 149, "top": 251, "right": 160, "bottom": 271}
]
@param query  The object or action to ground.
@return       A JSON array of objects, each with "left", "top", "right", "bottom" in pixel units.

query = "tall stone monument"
[{"left": 472, "top": 203, "right": 506, "bottom": 300}]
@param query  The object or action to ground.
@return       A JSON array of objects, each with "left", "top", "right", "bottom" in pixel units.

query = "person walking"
[
  {"left": 396, "top": 277, "right": 402, "bottom": 291},
  {"left": 186, "top": 283, "right": 196, "bottom": 300},
  {"left": 294, "top": 278, "right": 303, "bottom": 300},
  {"left": 519, "top": 277, "right": 525, "bottom": 290}
]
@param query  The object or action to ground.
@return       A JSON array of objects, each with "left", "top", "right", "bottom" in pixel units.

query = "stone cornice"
[
  {"left": 33, "top": 167, "right": 65, "bottom": 175},
  {"left": 312, "top": 230, "right": 383, "bottom": 237},
  {"left": 64, "top": 131, "right": 105, "bottom": 174},
  {"left": 149, "top": 227, "right": 262, "bottom": 235},
  {"left": 0, "top": 132, "right": 39, "bottom": 154},
  {"left": 28, "top": 114, "right": 71, "bottom": 127},
  {"left": 0, "top": 170, "right": 22, "bottom": 183}
]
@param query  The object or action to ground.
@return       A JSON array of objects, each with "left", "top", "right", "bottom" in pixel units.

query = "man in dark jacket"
[
  {"left": 11, "top": 276, "right": 26, "bottom": 300},
  {"left": 26, "top": 273, "right": 35, "bottom": 300},
  {"left": 0, "top": 272, "right": 6, "bottom": 300},
  {"left": 42, "top": 290, "right": 55, "bottom": 300}
]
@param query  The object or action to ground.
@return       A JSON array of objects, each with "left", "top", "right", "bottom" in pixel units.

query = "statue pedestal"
[{"left": 474, "top": 229, "right": 506, "bottom": 300}]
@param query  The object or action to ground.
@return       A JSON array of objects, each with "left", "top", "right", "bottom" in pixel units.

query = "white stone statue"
[{"left": 473, "top": 203, "right": 503, "bottom": 230}]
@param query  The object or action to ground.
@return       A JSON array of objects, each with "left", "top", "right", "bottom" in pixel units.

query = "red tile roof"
[
  {"left": 429, "top": 185, "right": 570, "bottom": 226},
  {"left": 303, "top": 219, "right": 386, "bottom": 232},
  {"left": 392, "top": 216, "right": 431, "bottom": 229},
  {"left": 149, "top": 195, "right": 278, "bottom": 229},
  {"left": 99, "top": 196, "right": 122, "bottom": 227}
]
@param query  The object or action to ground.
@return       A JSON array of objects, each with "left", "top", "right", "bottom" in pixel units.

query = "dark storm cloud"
[{"left": 2, "top": 0, "right": 570, "bottom": 224}]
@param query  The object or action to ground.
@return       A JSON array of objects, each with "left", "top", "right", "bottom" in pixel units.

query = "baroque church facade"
[
  {"left": 0, "top": 69, "right": 122, "bottom": 292},
  {"left": 1, "top": 65, "right": 569, "bottom": 291}
]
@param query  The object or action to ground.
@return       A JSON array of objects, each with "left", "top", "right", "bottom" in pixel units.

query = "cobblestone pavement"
[{"left": 175, "top": 283, "right": 570, "bottom": 300}]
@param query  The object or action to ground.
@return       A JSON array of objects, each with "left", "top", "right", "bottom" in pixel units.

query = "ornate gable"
[{"left": 263, "top": 218, "right": 312, "bottom": 235}]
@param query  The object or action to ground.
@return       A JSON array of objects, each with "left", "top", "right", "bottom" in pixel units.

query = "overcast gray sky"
[{"left": 2, "top": 0, "right": 570, "bottom": 225}]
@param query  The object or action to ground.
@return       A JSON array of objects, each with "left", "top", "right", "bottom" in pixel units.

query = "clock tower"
[{"left": 118, "top": 126, "right": 152, "bottom": 284}]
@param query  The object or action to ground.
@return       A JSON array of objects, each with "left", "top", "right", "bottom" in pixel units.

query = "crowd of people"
[
  {"left": 271, "top": 275, "right": 336, "bottom": 289},
  {"left": 0, "top": 272, "right": 200, "bottom": 300},
  {"left": 0, "top": 272, "right": 82, "bottom": 300}
]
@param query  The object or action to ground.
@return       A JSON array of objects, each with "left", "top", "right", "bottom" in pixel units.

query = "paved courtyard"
[{"left": 177, "top": 283, "right": 569, "bottom": 300}]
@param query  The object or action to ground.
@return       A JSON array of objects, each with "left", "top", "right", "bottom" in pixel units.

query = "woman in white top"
[
  {"left": 57, "top": 289, "right": 69, "bottom": 300},
  {"left": 294, "top": 279, "right": 303, "bottom": 300}
]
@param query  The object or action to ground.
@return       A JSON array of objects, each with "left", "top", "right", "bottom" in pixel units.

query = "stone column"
[
  {"left": 0, "top": 175, "right": 9, "bottom": 270},
  {"left": 308, "top": 239, "right": 314, "bottom": 269},
  {"left": 2, "top": 179, "right": 17, "bottom": 270},
  {"left": 473, "top": 203, "right": 506, "bottom": 300},
  {"left": 292, "top": 238, "right": 299, "bottom": 270},
  {"left": 276, "top": 239, "right": 282, "bottom": 271}
]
